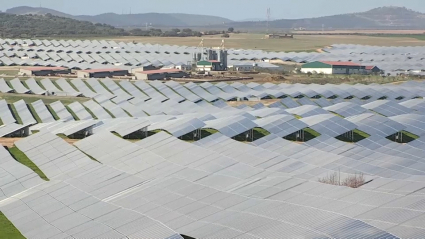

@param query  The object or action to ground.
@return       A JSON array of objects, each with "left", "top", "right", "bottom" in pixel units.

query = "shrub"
[{"left": 318, "top": 172, "right": 365, "bottom": 188}]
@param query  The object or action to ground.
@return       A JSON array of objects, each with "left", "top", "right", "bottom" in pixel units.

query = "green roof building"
[{"left": 301, "top": 61, "right": 366, "bottom": 75}]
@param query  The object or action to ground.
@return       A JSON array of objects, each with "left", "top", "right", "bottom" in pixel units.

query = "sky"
[{"left": 1, "top": 0, "right": 425, "bottom": 20}]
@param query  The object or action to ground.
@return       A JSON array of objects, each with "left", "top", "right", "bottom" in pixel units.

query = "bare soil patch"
[{"left": 0, "top": 137, "right": 79, "bottom": 148}]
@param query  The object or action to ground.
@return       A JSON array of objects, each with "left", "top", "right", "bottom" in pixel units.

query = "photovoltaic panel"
[
  {"left": 118, "top": 80, "right": 151, "bottom": 101},
  {"left": 83, "top": 100, "right": 112, "bottom": 119},
  {"left": 67, "top": 102, "right": 94, "bottom": 120},
  {"left": 70, "top": 78, "right": 98, "bottom": 98},
  {"left": 13, "top": 100, "right": 36, "bottom": 125},
  {"left": 49, "top": 101, "right": 75, "bottom": 121},
  {"left": 56, "top": 78, "right": 82, "bottom": 97},
  {"left": 184, "top": 82, "right": 219, "bottom": 102},
  {"left": 133, "top": 80, "right": 168, "bottom": 102},
  {"left": 9, "top": 78, "right": 30, "bottom": 94},
  {"left": 280, "top": 97, "right": 300, "bottom": 108},
  {"left": 24, "top": 78, "right": 46, "bottom": 95},
  {"left": 30, "top": 100, "right": 55, "bottom": 123},
  {"left": 347, "top": 113, "right": 406, "bottom": 137},
  {"left": 40, "top": 78, "right": 62, "bottom": 94},
  {"left": 301, "top": 114, "right": 357, "bottom": 137},
  {"left": 0, "top": 78, "right": 13, "bottom": 93},
  {"left": 86, "top": 78, "right": 114, "bottom": 97},
  {"left": 0, "top": 99, "right": 16, "bottom": 125}
]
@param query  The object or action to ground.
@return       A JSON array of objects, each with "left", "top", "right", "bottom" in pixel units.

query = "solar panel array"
[
  {"left": 0, "top": 38, "right": 280, "bottom": 71},
  {"left": 1, "top": 77, "right": 425, "bottom": 237},
  {"left": 5, "top": 38, "right": 425, "bottom": 73}
]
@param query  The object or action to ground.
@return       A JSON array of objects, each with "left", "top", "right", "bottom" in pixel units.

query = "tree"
[
  {"left": 193, "top": 31, "right": 202, "bottom": 37},
  {"left": 228, "top": 27, "right": 234, "bottom": 33}
]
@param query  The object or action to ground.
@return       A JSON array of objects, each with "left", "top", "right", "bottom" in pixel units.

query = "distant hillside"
[
  {"left": 0, "top": 13, "right": 125, "bottom": 38},
  {"left": 229, "top": 6, "right": 425, "bottom": 30},
  {"left": 6, "top": 6, "right": 233, "bottom": 27},
  {"left": 5, "top": 6, "right": 73, "bottom": 18},
  {"left": 7, "top": 5, "right": 425, "bottom": 30}
]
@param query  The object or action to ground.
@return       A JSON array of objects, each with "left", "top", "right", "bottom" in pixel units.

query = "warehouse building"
[
  {"left": 19, "top": 67, "right": 71, "bottom": 76},
  {"left": 301, "top": 61, "right": 366, "bottom": 75},
  {"left": 228, "top": 62, "right": 254, "bottom": 72},
  {"left": 77, "top": 68, "right": 128, "bottom": 78},
  {"left": 130, "top": 65, "right": 158, "bottom": 74},
  {"left": 135, "top": 69, "right": 188, "bottom": 80}
]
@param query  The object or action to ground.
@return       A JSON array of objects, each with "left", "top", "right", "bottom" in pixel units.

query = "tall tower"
[
  {"left": 266, "top": 8, "right": 271, "bottom": 34},
  {"left": 197, "top": 39, "right": 204, "bottom": 61},
  {"left": 220, "top": 39, "right": 225, "bottom": 50}
]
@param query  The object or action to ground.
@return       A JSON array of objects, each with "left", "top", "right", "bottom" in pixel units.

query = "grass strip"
[
  {"left": 9, "top": 147, "right": 49, "bottom": 181},
  {"left": 0, "top": 211, "right": 25, "bottom": 239}
]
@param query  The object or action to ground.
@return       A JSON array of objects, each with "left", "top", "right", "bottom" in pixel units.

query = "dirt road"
[{"left": 0, "top": 138, "right": 79, "bottom": 148}]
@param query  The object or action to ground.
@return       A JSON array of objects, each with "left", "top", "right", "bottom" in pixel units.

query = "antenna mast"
[
  {"left": 266, "top": 8, "right": 271, "bottom": 34},
  {"left": 198, "top": 39, "right": 204, "bottom": 60}
]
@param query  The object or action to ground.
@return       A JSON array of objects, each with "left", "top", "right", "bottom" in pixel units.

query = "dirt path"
[
  {"left": 227, "top": 99, "right": 281, "bottom": 107},
  {"left": 0, "top": 137, "right": 79, "bottom": 148}
]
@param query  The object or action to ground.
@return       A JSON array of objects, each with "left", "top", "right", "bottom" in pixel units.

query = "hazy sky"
[{"left": 1, "top": 0, "right": 424, "bottom": 20}]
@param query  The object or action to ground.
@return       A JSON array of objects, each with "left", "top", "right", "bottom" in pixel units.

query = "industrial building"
[
  {"left": 77, "top": 68, "right": 128, "bottom": 78},
  {"left": 135, "top": 69, "right": 188, "bottom": 80},
  {"left": 196, "top": 60, "right": 224, "bottom": 72},
  {"left": 228, "top": 62, "right": 255, "bottom": 72},
  {"left": 195, "top": 49, "right": 228, "bottom": 71},
  {"left": 301, "top": 61, "right": 367, "bottom": 75},
  {"left": 19, "top": 67, "right": 71, "bottom": 76}
]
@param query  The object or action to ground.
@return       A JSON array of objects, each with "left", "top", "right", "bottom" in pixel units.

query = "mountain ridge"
[
  {"left": 6, "top": 6, "right": 425, "bottom": 29},
  {"left": 6, "top": 6, "right": 233, "bottom": 27},
  {"left": 229, "top": 6, "right": 425, "bottom": 30}
]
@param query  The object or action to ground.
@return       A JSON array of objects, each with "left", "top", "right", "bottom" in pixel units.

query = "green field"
[
  {"left": 102, "top": 33, "right": 425, "bottom": 52},
  {"left": 372, "top": 34, "right": 425, "bottom": 41},
  {"left": 9, "top": 147, "right": 49, "bottom": 181},
  {"left": 0, "top": 212, "right": 24, "bottom": 239}
]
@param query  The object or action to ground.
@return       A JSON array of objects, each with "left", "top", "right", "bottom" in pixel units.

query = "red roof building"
[
  {"left": 79, "top": 68, "right": 126, "bottom": 73},
  {"left": 77, "top": 68, "right": 128, "bottom": 78},
  {"left": 365, "top": 65, "right": 381, "bottom": 73},
  {"left": 136, "top": 69, "right": 182, "bottom": 74},
  {"left": 20, "top": 66, "right": 71, "bottom": 76}
]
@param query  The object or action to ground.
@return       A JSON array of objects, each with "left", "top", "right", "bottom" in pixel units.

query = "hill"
[
  {"left": 0, "top": 13, "right": 125, "bottom": 38},
  {"left": 4, "top": 6, "right": 74, "bottom": 18},
  {"left": 6, "top": 6, "right": 233, "bottom": 27},
  {"left": 229, "top": 6, "right": 425, "bottom": 30}
]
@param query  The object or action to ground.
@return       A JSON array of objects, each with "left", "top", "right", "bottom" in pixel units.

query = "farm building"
[
  {"left": 301, "top": 61, "right": 366, "bottom": 75},
  {"left": 77, "top": 68, "right": 128, "bottom": 78},
  {"left": 19, "top": 67, "right": 71, "bottom": 76},
  {"left": 365, "top": 66, "right": 382, "bottom": 74},
  {"left": 135, "top": 69, "right": 188, "bottom": 80}
]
